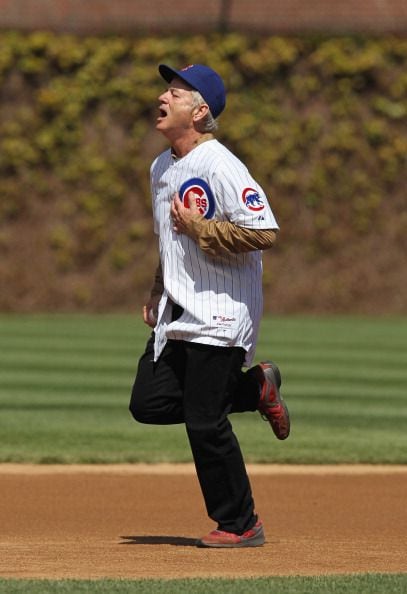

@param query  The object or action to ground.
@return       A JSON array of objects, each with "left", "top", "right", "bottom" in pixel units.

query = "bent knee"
[{"left": 129, "top": 390, "right": 149, "bottom": 423}]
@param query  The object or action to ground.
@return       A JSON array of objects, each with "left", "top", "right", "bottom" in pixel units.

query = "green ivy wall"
[{"left": 0, "top": 32, "right": 406, "bottom": 313}]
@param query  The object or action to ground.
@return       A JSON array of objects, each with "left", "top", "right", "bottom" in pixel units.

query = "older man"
[{"left": 130, "top": 63, "right": 290, "bottom": 548}]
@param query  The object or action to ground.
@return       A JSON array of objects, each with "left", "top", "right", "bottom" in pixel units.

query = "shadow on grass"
[{"left": 120, "top": 535, "right": 197, "bottom": 547}]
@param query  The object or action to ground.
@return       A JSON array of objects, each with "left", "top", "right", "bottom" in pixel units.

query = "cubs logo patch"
[
  {"left": 179, "top": 178, "right": 215, "bottom": 219},
  {"left": 242, "top": 187, "right": 265, "bottom": 212}
]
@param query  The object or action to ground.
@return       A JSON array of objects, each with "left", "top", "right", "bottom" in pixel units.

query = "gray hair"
[{"left": 191, "top": 90, "right": 219, "bottom": 133}]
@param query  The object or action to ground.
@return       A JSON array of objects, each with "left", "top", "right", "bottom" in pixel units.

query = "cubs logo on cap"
[
  {"left": 179, "top": 178, "right": 215, "bottom": 219},
  {"left": 242, "top": 187, "right": 265, "bottom": 212}
]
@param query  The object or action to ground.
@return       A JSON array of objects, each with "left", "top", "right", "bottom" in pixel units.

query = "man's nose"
[{"left": 158, "top": 90, "right": 169, "bottom": 102}]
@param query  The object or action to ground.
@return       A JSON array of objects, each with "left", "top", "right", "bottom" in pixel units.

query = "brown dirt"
[{"left": 0, "top": 464, "right": 406, "bottom": 580}]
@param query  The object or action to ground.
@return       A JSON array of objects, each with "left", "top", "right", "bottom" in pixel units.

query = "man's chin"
[
  {"left": 156, "top": 122, "right": 172, "bottom": 139},
  {"left": 156, "top": 120, "right": 167, "bottom": 131}
]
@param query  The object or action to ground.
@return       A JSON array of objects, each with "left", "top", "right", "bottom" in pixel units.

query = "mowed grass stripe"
[
  {"left": 4, "top": 338, "right": 406, "bottom": 360},
  {"left": 2, "top": 350, "right": 131, "bottom": 366},
  {"left": 0, "top": 361, "right": 135, "bottom": 379},
  {"left": 256, "top": 317, "right": 406, "bottom": 356},
  {"left": 2, "top": 378, "right": 405, "bottom": 402},
  {"left": 3, "top": 347, "right": 407, "bottom": 377},
  {"left": 0, "top": 315, "right": 144, "bottom": 343},
  {"left": 0, "top": 337, "right": 138, "bottom": 356},
  {"left": 281, "top": 364, "right": 406, "bottom": 384},
  {"left": 0, "top": 370, "right": 131, "bottom": 389},
  {"left": 2, "top": 366, "right": 405, "bottom": 390}
]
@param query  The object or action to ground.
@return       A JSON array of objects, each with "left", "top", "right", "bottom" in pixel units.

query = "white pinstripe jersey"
[{"left": 151, "top": 139, "right": 279, "bottom": 366}]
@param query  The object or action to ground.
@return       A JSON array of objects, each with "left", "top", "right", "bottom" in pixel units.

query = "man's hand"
[
  {"left": 143, "top": 294, "right": 161, "bottom": 328},
  {"left": 171, "top": 191, "right": 202, "bottom": 234}
]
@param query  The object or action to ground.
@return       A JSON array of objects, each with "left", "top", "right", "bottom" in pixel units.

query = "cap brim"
[{"left": 158, "top": 64, "right": 180, "bottom": 84}]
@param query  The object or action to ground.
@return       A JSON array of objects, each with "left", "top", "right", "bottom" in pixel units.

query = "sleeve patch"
[{"left": 242, "top": 188, "right": 265, "bottom": 211}]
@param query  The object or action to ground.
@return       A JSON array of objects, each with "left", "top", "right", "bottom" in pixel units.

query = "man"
[{"left": 129, "top": 63, "right": 290, "bottom": 548}]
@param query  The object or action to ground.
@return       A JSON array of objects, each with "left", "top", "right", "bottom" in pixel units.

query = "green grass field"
[
  {"left": 0, "top": 314, "right": 406, "bottom": 593},
  {"left": 0, "top": 314, "right": 406, "bottom": 464},
  {"left": 1, "top": 574, "right": 407, "bottom": 594}
]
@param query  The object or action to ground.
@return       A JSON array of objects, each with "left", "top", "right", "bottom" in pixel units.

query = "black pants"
[{"left": 129, "top": 333, "right": 260, "bottom": 535}]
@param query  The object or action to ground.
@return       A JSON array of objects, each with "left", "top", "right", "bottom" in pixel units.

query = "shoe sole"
[
  {"left": 196, "top": 529, "right": 265, "bottom": 548},
  {"left": 265, "top": 360, "right": 281, "bottom": 388},
  {"left": 259, "top": 361, "right": 290, "bottom": 440}
]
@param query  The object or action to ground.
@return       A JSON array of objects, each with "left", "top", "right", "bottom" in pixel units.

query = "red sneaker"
[
  {"left": 253, "top": 361, "right": 290, "bottom": 440},
  {"left": 197, "top": 520, "right": 265, "bottom": 548}
]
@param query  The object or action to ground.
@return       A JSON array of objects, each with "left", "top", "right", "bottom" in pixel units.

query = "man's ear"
[{"left": 192, "top": 103, "right": 209, "bottom": 123}]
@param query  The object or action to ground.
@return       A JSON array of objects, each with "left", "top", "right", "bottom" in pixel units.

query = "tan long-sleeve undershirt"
[{"left": 187, "top": 216, "right": 276, "bottom": 257}]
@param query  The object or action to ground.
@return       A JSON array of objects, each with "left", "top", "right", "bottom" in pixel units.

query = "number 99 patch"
[{"left": 179, "top": 178, "right": 215, "bottom": 219}]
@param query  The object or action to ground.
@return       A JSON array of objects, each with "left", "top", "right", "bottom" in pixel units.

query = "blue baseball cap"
[{"left": 158, "top": 63, "right": 226, "bottom": 119}]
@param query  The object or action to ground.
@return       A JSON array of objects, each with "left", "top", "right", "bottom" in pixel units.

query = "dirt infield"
[{"left": 0, "top": 464, "right": 406, "bottom": 579}]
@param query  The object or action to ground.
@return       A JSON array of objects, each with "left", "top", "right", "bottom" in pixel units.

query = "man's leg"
[
  {"left": 183, "top": 342, "right": 257, "bottom": 535},
  {"left": 129, "top": 335, "right": 185, "bottom": 425},
  {"left": 230, "top": 367, "right": 260, "bottom": 413}
]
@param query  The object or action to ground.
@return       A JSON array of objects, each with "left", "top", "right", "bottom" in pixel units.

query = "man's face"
[{"left": 156, "top": 76, "right": 196, "bottom": 136}]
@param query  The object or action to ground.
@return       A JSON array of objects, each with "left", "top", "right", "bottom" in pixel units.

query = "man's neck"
[{"left": 169, "top": 132, "right": 214, "bottom": 158}]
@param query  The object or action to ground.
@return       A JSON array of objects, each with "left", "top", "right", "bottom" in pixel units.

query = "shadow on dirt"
[{"left": 120, "top": 535, "right": 197, "bottom": 547}]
